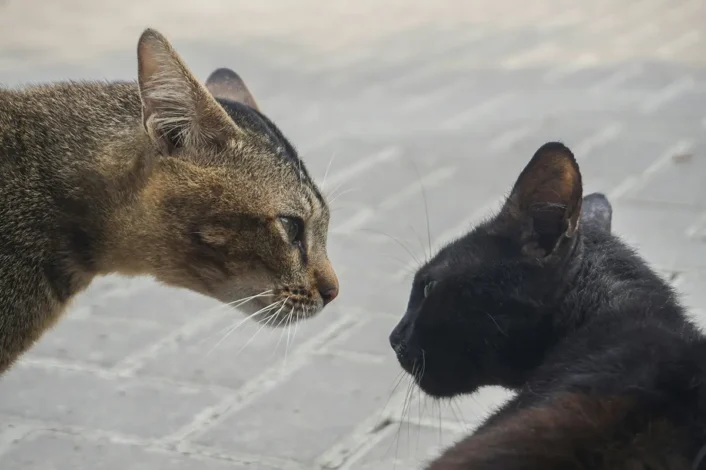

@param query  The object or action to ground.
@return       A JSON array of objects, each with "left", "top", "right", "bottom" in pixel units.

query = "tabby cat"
[
  {"left": 0, "top": 28, "right": 338, "bottom": 375},
  {"left": 390, "top": 142, "right": 706, "bottom": 469}
]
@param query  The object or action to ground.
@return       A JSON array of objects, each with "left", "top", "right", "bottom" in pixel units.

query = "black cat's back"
[{"left": 389, "top": 142, "right": 706, "bottom": 469}]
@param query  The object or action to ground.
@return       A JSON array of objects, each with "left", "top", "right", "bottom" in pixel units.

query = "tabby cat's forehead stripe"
[{"left": 216, "top": 97, "right": 327, "bottom": 210}]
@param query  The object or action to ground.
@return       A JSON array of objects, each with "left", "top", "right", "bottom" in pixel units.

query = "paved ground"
[{"left": 1, "top": 0, "right": 705, "bottom": 468}]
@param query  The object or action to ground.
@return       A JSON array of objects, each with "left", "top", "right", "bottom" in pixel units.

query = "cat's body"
[
  {"left": 0, "top": 29, "right": 338, "bottom": 375},
  {"left": 431, "top": 226, "right": 706, "bottom": 469},
  {"left": 389, "top": 143, "right": 706, "bottom": 469}
]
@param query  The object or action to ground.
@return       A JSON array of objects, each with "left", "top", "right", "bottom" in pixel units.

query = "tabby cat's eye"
[
  {"left": 279, "top": 216, "right": 303, "bottom": 245},
  {"left": 424, "top": 281, "right": 437, "bottom": 298}
]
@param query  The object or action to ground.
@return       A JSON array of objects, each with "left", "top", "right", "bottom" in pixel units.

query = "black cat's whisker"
[
  {"left": 448, "top": 398, "right": 470, "bottom": 430},
  {"left": 407, "top": 225, "right": 428, "bottom": 264},
  {"left": 386, "top": 368, "right": 413, "bottom": 463},
  {"left": 416, "top": 349, "right": 427, "bottom": 449},
  {"left": 203, "top": 296, "right": 282, "bottom": 356},
  {"left": 393, "top": 362, "right": 418, "bottom": 463},
  {"left": 357, "top": 228, "right": 421, "bottom": 266},
  {"left": 485, "top": 312, "right": 507, "bottom": 337},
  {"left": 437, "top": 400, "right": 443, "bottom": 444},
  {"left": 406, "top": 156, "right": 433, "bottom": 261},
  {"left": 378, "top": 370, "right": 407, "bottom": 425}
]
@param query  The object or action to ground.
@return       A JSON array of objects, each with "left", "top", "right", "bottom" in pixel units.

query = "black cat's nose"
[{"left": 389, "top": 328, "right": 405, "bottom": 355}]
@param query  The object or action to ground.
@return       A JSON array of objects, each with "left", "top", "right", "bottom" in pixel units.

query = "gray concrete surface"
[{"left": 0, "top": 0, "right": 705, "bottom": 468}]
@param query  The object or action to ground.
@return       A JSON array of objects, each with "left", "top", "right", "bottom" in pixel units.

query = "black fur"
[{"left": 389, "top": 142, "right": 706, "bottom": 469}]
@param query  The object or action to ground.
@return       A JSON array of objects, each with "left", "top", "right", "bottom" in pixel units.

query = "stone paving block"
[
  {"left": 194, "top": 352, "right": 401, "bottom": 465},
  {"left": 327, "top": 234, "right": 418, "bottom": 279},
  {"left": 0, "top": 420, "right": 34, "bottom": 457},
  {"left": 331, "top": 313, "right": 401, "bottom": 358},
  {"left": 0, "top": 365, "right": 224, "bottom": 439},
  {"left": 611, "top": 201, "right": 706, "bottom": 271},
  {"left": 25, "top": 316, "right": 167, "bottom": 368},
  {"left": 335, "top": 269, "right": 412, "bottom": 317},
  {"left": 349, "top": 423, "right": 464, "bottom": 470},
  {"left": 134, "top": 302, "right": 346, "bottom": 389},
  {"left": 628, "top": 140, "right": 706, "bottom": 208},
  {"left": 404, "top": 386, "right": 515, "bottom": 431},
  {"left": 0, "top": 431, "right": 282, "bottom": 470},
  {"left": 86, "top": 279, "right": 223, "bottom": 325},
  {"left": 357, "top": 162, "right": 502, "bottom": 247},
  {"left": 1, "top": 0, "right": 705, "bottom": 467},
  {"left": 578, "top": 129, "right": 691, "bottom": 196}
]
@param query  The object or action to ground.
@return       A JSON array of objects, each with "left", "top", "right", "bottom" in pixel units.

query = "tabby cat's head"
[
  {"left": 115, "top": 29, "right": 338, "bottom": 325},
  {"left": 389, "top": 143, "right": 614, "bottom": 398}
]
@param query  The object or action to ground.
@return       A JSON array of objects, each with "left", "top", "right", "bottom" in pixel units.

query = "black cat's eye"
[
  {"left": 423, "top": 281, "right": 437, "bottom": 298},
  {"left": 279, "top": 216, "right": 304, "bottom": 245}
]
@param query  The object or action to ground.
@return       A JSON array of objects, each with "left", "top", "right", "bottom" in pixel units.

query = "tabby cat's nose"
[
  {"left": 315, "top": 261, "right": 339, "bottom": 306},
  {"left": 319, "top": 285, "right": 338, "bottom": 306}
]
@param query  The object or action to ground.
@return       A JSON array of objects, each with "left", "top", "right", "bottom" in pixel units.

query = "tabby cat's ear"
[
  {"left": 205, "top": 68, "right": 260, "bottom": 111},
  {"left": 136, "top": 28, "right": 237, "bottom": 154},
  {"left": 501, "top": 142, "right": 583, "bottom": 258},
  {"left": 581, "top": 193, "right": 612, "bottom": 234}
]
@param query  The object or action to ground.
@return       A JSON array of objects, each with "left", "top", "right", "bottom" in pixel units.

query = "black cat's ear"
[
  {"left": 581, "top": 193, "right": 612, "bottom": 234},
  {"left": 501, "top": 142, "right": 583, "bottom": 258},
  {"left": 205, "top": 68, "right": 260, "bottom": 111},
  {"left": 136, "top": 29, "right": 239, "bottom": 154}
]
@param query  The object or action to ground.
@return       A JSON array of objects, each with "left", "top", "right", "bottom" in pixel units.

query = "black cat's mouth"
[{"left": 394, "top": 347, "right": 472, "bottom": 399}]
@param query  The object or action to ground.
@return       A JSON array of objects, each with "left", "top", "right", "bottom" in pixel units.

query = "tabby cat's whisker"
[
  {"left": 325, "top": 181, "right": 347, "bottom": 200},
  {"left": 327, "top": 188, "right": 359, "bottom": 206},
  {"left": 290, "top": 307, "right": 300, "bottom": 350},
  {"left": 196, "top": 290, "right": 274, "bottom": 328},
  {"left": 196, "top": 290, "right": 275, "bottom": 347},
  {"left": 272, "top": 299, "right": 291, "bottom": 356},
  {"left": 282, "top": 305, "right": 296, "bottom": 369},
  {"left": 320, "top": 151, "right": 337, "bottom": 192},
  {"left": 234, "top": 303, "right": 282, "bottom": 357},
  {"left": 205, "top": 299, "right": 284, "bottom": 357}
]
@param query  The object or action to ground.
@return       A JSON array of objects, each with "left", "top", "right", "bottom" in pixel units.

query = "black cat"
[{"left": 389, "top": 142, "right": 706, "bottom": 469}]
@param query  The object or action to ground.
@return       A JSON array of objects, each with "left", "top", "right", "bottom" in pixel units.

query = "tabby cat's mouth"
[{"left": 245, "top": 294, "right": 321, "bottom": 327}]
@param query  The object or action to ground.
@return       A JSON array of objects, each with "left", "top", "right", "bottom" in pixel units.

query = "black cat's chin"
[
  {"left": 414, "top": 375, "right": 477, "bottom": 399},
  {"left": 397, "top": 355, "right": 482, "bottom": 399}
]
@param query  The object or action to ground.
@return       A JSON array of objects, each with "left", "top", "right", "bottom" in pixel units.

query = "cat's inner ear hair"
[
  {"left": 205, "top": 68, "right": 260, "bottom": 111},
  {"left": 502, "top": 142, "right": 583, "bottom": 257},
  {"left": 136, "top": 28, "right": 238, "bottom": 154},
  {"left": 581, "top": 192, "right": 612, "bottom": 234}
]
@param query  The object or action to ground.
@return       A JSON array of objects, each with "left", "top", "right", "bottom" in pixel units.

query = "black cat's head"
[{"left": 389, "top": 142, "right": 613, "bottom": 398}]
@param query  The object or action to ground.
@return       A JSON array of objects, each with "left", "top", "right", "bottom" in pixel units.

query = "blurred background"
[{"left": 0, "top": 0, "right": 704, "bottom": 468}]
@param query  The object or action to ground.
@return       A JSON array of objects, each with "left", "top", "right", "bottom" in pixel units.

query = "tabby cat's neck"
[
  {"left": 1, "top": 82, "right": 162, "bottom": 276},
  {"left": 3, "top": 81, "right": 151, "bottom": 167}
]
